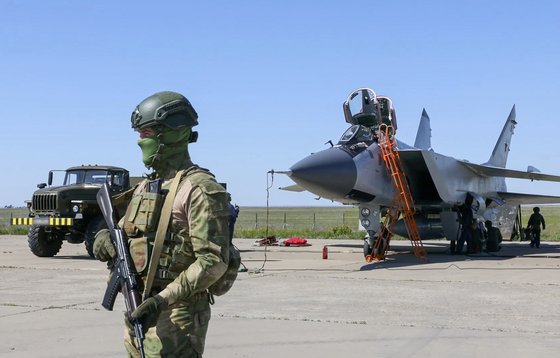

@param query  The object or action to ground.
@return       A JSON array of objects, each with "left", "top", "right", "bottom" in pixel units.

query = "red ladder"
[{"left": 367, "top": 124, "right": 427, "bottom": 261}]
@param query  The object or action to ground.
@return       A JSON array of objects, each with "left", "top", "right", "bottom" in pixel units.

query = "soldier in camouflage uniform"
[{"left": 93, "top": 91, "right": 231, "bottom": 357}]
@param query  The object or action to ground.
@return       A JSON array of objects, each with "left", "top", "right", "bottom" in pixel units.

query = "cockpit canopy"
[
  {"left": 338, "top": 125, "right": 374, "bottom": 146},
  {"left": 342, "top": 88, "right": 397, "bottom": 131}
]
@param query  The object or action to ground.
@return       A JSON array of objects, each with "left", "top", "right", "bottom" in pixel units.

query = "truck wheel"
[
  {"left": 28, "top": 225, "right": 63, "bottom": 257},
  {"left": 84, "top": 216, "right": 107, "bottom": 258}
]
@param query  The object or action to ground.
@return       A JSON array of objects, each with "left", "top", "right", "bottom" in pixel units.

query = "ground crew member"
[
  {"left": 456, "top": 194, "right": 474, "bottom": 254},
  {"left": 484, "top": 220, "right": 502, "bottom": 252},
  {"left": 93, "top": 91, "right": 231, "bottom": 357},
  {"left": 528, "top": 206, "right": 545, "bottom": 248}
]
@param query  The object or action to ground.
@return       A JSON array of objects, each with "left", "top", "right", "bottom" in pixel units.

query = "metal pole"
[{"left": 313, "top": 212, "right": 316, "bottom": 231}]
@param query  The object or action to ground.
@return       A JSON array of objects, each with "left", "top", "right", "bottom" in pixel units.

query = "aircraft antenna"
[{"left": 251, "top": 170, "right": 276, "bottom": 273}]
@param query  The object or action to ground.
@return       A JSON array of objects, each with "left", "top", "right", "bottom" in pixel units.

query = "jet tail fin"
[
  {"left": 485, "top": 105, "right": 517, "bottom": 168},
  {"left": 414, "top": 108, "right": 432, "bottom": 150}
]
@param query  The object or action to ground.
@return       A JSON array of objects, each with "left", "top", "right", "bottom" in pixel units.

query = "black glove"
[{"left": 130, "top": 295, "right": 168, "bottom": 331}]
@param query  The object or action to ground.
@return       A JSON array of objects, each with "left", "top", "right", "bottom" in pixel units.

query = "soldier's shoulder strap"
[{"left": 142, "top": 171, "right": 184, "bottom": 300}]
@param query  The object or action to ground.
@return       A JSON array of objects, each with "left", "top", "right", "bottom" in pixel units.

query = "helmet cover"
[{"left": 131, "top": 91, "right": 198, "bottom": 130}]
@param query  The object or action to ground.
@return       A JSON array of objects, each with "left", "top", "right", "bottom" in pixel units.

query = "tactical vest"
[{"left": 121, "top": 167, "right": 228, "bottom": 294}]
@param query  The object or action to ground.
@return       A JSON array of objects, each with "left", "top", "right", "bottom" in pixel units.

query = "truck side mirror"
[
  {"left": 48, "top": 171, "right": 53, "bottom": 186},
  {"left": 37, "top": 183, "right": 47, "bottom": 189}
]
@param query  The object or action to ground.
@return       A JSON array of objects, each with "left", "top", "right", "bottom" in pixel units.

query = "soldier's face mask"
[
  {"left": 137, "top": 136, "right": 160, "bottom": 167},
  {"left": 137, "top": 127, "right": 191, "bottom": 169}
]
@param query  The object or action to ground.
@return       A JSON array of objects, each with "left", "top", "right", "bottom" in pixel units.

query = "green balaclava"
[{"left": 137, "top": 126, "right": 192, "bottom": 177}]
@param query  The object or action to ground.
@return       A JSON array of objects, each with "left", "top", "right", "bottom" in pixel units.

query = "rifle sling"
[{"left": 142, "top": 170, "right": 184, "bottom": 300}]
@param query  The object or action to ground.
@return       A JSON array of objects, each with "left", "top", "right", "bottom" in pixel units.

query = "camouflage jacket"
[{"left": 124, "top": 166, "right": 230, "bottom": 305}]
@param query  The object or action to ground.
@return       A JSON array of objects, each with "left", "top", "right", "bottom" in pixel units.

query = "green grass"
[
  {"left": 234, "top": 206, "right": 363, "bottom": 239},
  {"left": 235, "top": 226, "right": 366, "bottom": 240},
  {"left": 521, "top": 206, "right": 560, "bottom": 241},
  {"left": 235, "top": 206, "right": 359, "bottom": 230},
  {"left": 0, "top": 207, "right": 30, "bottom": 235},
  {"left": 236, "top": 206, "right": 560, "bottom": 240},
  {"left": 2, "top": 205, "right": 559, "bottom": 241}
]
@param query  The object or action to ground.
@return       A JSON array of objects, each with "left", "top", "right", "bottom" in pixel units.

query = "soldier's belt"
[{"left": 11, "top": 217, "right": 73, "bottom": 226}]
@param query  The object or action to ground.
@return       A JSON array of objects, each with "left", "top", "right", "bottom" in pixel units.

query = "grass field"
[
  {"left": 233, "top": 206, "right": 364, "bottom": 239},
  {"left": 235, "top": 206, "right": 359, "bottom": 230},
  {"left": 2, "top": 206, "right": 559, "bottom": 241},
  {"left": 520, "top": 206, "right": 560, "bottom": 241},
  {"left": 0, "top": 207, "right": 29, "bottom": 235}
]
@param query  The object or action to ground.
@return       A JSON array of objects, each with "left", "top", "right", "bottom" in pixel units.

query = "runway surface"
[{"left": 1, "top": 235, "right": 559, "bottom": 357}]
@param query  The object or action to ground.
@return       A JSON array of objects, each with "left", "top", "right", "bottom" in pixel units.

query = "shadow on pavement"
[{"left": 358, "top": 240, "right": 560, "bottom": 271}]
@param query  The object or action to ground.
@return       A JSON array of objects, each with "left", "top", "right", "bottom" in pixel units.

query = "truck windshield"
[{"left": 64, "top": 170, "right": 122, "bottom": 186}]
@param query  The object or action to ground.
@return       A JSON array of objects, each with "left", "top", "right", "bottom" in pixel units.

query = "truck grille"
[{"left": 33, "top": 193, "right": 58, "bottom": 211}]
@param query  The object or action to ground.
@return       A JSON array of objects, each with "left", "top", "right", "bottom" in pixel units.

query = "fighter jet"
[{"left": 282, "top": 87, "right": 560, "bottom": 259}]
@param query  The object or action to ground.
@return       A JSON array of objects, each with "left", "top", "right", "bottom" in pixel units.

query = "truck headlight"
[{"left": 72, "top": 204, "right": 80, "bottom": 213}]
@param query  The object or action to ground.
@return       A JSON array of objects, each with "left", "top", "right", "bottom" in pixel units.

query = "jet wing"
[
  {"left": 398, "top": 149, "right": 560, "bottom": 205},
  {"left": 497, "top": 192, "right": 560, "bottom": 205},
  {"left": 460, "top": 161, "right": 560, "bottom": 182}
]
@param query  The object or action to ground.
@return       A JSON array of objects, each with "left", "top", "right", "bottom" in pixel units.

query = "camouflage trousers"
[{"left": 124, "top": 292, "right": 211, "bottom": 357}]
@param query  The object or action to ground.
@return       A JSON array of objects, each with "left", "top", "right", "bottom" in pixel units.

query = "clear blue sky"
[{"left": 1, "top": 0, "right": 560, "bottom": 207}]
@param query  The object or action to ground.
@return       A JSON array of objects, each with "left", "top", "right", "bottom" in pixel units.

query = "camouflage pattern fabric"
[
  {"left": 158, "top": 168, "right": 231, "bottom": 303},
  {"left": 122, "top": 166, "right": 230, "bottom": 356},
  {"left": 124, "top": 292, "right": 210, "bottom": 357}
]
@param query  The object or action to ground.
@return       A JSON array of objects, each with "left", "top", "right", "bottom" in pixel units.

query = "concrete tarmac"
[{"left": 1, "top": 235, "right": 559, "bottom": 357}]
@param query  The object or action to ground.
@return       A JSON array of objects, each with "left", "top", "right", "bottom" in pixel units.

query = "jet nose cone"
[{"left": 289, "top": 147, "right": 357, "bottom": 200}]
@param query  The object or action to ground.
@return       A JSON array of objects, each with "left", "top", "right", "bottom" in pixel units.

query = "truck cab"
[{"left": 12, "top": 165, "right": 139, "bottom": 257}]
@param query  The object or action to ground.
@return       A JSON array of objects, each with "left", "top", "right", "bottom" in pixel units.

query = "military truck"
[{"left": 12, "top": 165, "right": 140, "bottom": 258}]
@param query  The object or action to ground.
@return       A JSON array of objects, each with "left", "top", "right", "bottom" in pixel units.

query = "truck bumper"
[{"left": 11, "top": 217, "right": 74, "bottom": 226}]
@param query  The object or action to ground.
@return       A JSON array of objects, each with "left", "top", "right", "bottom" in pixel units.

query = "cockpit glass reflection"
[
  {"left": 338, "top": 125, "right": 374, "bottom": 145},
  {"left": 339, "top": 125, "right": 359, "bottom": 143}
]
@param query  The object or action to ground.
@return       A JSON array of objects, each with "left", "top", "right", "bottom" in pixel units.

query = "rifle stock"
[{"left": 97, "top": 183, "right": 146, "bottom": 358}]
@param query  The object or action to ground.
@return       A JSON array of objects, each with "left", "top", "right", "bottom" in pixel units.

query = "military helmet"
[{"left": 131, "top": 91, "right": 198, "bottom": 130}]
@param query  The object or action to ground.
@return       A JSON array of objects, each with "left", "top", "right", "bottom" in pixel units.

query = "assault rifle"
[{"left": 96, "top": 183, "right": 145, "bottom": 358}]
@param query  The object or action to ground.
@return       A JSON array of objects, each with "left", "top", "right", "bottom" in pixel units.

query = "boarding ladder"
[{"left": 367, "top": 124, "right": 428, "bottom": 261}]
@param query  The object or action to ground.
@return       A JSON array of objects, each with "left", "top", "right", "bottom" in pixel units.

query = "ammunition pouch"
[
  {"left": 123, "top": 190, "right": 164, "bottom": 275},
  {"left": 123, "top": 191, "right": 164, "bottom": 237}
]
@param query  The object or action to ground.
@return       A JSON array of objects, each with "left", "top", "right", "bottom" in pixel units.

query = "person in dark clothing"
[
  {"left": 471, "top": 221, "right": 485, "bottom": 253},
  {"left": 528, "top": 207, "right": 546, "bottom": 248},
  {"left": 485, "top": 220, "right": 502, "bottom": 252},
  {"left": 456, "top": 194, "right": 474, "bottom": 254}
]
